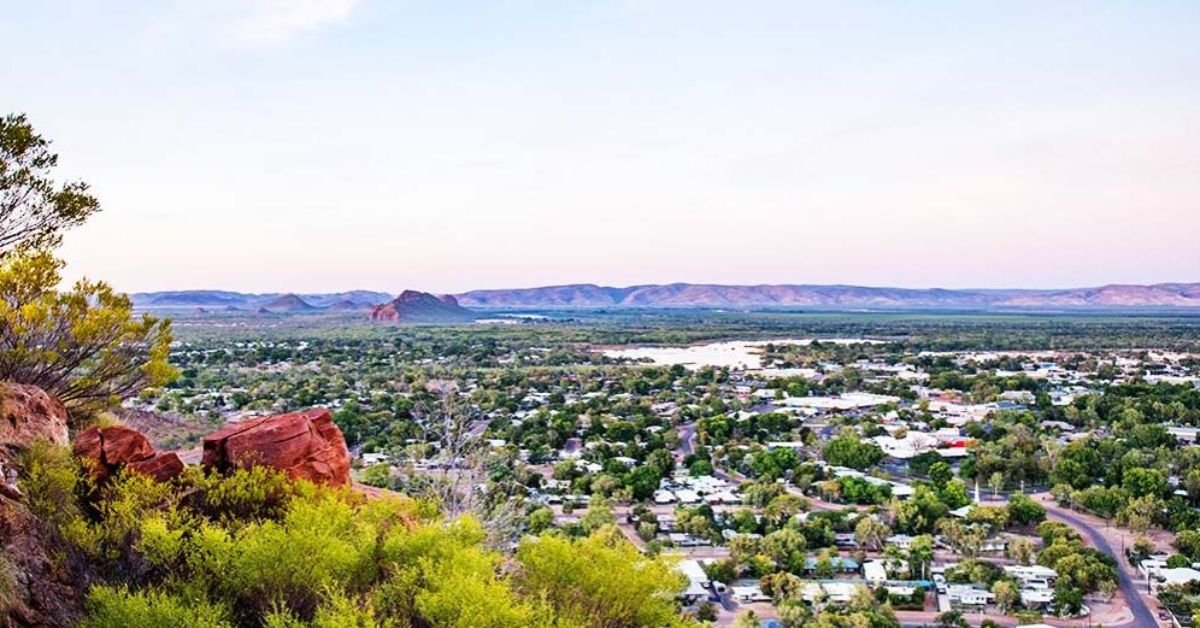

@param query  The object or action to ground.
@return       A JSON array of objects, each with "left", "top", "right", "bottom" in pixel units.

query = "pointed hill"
[
  {"left": 259, "top": 294, "right": 317, "bottom": 313},
  {"left": 326, "top": 299, "right": 369, "bottom": 311}
]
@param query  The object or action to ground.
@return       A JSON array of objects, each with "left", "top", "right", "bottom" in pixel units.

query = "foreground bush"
[
  {"left": 21, "top": 445, "right": 692, "bottom": 627},
  {"left": 83, "top": 587, "right": 231, "bottom": 628}
]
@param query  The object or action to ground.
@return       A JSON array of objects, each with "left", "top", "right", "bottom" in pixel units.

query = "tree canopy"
[
  {"left": 0, "top": 251, "right": 176, "bottom": 418},
  {"left": 0, "top": 113, "right": 175, "bottom": 420},
  {"left": 0, "top": 113, "right": 99, "bottom": 256}
]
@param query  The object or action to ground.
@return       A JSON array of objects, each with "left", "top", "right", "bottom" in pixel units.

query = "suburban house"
[
  {"left": 676, "top": 559, "right": 711, "bottom": 604},
  {"left": 863, "top": 559, "right": 888, "bottom": 585}
]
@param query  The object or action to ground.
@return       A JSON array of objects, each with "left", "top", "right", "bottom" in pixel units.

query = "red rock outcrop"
[
  {"left": 0, "top": 383, "right": 70, "bottom": 457},
  {"left": 73, "top": 425, "right": 185, "bottom": 483},
  {"left": 200, "top": 408, "right": 350, "bottom": 486},
  {"left": 369, "top": 290, "right": 477, "bottom": 324}
]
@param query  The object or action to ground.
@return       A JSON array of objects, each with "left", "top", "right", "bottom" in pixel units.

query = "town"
[{"left": 134, "top": 311, "right": 1200, "bottom": 627}]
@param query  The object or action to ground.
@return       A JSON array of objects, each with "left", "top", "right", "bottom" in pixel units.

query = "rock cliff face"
[
  {"left": 0, "top": 384, "right": 83, "bottom": 627},
  {"left": 369, "top": 290, "right": 477, "bottom": 324},
  {"left": 200, "top": 408, "right": 350, "bottom": 486},
  {"left": 1, "top": 494, "right": 84, "bottom": 626},
  {"left": 0, "top": 383, "right": 69, "bottom": 460},
  {"left": 73, "top": 425, "right": 185, "bottom": 483}
]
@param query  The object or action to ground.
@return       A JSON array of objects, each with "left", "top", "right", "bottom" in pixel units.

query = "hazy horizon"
[
  {"left": 131, "top": 278, "right": 1200, "bottom": 298},
  {"left": 5, "top": 1, "right": 1198, "bottom": 294}
]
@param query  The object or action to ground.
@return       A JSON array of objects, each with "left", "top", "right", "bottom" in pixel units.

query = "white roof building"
[
  {"left": 873, "top": 432, "right": 940, "bottom": 459},
  {"left": 1168, "top": 426, "right": 1200, "bottom": 444},
  {"left": 1153, "top": 567, "right": 1200, "bottom": 592},
  {"left": 797, "top": 582, "right": 860, "bottom": 605},
  {"left": 677, "top": 559, "right": 710, "bottom": 601},
  {"left": 1139, "top": 556, "right": 1171, "bottom": 578},
  {"left": 361, "top": 452, "right": 391, "bottom": 465},
  {"left": 783, "top": 392, "right": 899, "bottom": 411},
  {"left": 731, "top": 585, "right": 770, "bottom": 603},
  {"left": 863, "top": 559, "right": 888, "bottom": 585},
  {"left": 946, "top": 585, "right": 994, "bottom": 606},
  {"left": 1004, "top": 564, "right": 1058, "bottom": 587},
  {"left": 1019, "top": 588, "right": 1054, "bottom": 607},
  {"left": 704, "top": 491, "right": 740, "bottom": 505}
]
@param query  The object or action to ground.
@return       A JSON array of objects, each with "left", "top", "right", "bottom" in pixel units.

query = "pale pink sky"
[{"left": 5, "top": 1, "right": 1198, "bottom": 293}]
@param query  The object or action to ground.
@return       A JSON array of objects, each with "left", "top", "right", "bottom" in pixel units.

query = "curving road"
[
  {"left": 676, "top": 428, "right": 1159, "bottom": 627},
  {"left": 1042, "top": 501, "right": 1158, "bottom": 628}
]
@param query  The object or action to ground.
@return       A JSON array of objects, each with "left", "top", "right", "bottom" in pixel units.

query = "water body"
[{"left": 602, "top": 338, "right": 882, "bottom": 370}]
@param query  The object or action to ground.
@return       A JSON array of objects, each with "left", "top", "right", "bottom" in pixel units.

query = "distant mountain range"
[
  {"left": 453, "top": 282, "right": 1200, "bottom": 309},
  {"left": 132, "top": 281, "right": 1200, "bottom": 312},
  {"left": 131, "top": 289, "right": 479, "bottom": 323},
  {"left": 131, "top": 290, "right": 393, "bottom": 311}
]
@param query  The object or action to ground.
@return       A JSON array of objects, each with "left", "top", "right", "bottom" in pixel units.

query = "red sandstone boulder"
[
  {"left": 126, "top": 452, "right": 186, "bottom": 481},
  {"left": 0, "top": 383, "right": 69, "bottom": 455},
  {"left": 201, "top": 408, "right": 350, "bottom": 486},
  {"left": 73, "top": 425, "right": 184, "bottom": 483}
]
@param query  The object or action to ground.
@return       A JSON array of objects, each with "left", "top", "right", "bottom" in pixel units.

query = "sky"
[{"left": 3, "top": 1, "right": 1198, "bottom": 294}]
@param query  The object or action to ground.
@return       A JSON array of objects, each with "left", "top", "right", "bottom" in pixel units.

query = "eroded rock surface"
[
  {"left": 0, "top": 383, "right": 69, "bottom": 455},
  {"left": 73, "top": 425, "right": 184, "bottom": 483},
  {"left": 200, "top": 408, "right": 350, "bottom": 486}
]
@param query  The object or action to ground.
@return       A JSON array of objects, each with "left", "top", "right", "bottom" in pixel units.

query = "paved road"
[
  {"left": 678, "top": 422, "right": 697, "bottom": 457},
  {"left": 679, "top": 438, "right": 1157, "bottom": 627},
  {"left": 1042, "top": 501, "right": 1158, "bottom": 628},
  {"left": 703, "top": 470, "right": 1150, "bottom": 627}
]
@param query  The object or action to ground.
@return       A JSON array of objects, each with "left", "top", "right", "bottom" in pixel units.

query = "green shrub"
[
  {"left": 19, "top": 446, "right": 693, "bottom": 627},
  {"left": 134, "top": 489, "right": 380, "bottom": 623},
  {"left": 312, "top": 591, "right": 385, "bottom": 628},
  {"left": 360, "top": 464, "right": 391, "bottom": 489},
  {"left": 516, "top": 525, "right": 686, "bottom": 627},
  {"left": 188, "top": 465, "right": 298, "bottom": 525},
  {"left": 414, "top": 548, "right": 541, "bottom": 628},
  {"left": 82, "top": 586, "right": 231, "bottom": 628},
  {"left": 19, "top": 441, "right": 87, "bottom": 535},
  {"left": 266, "top": 590, "right": 386, "bottom": 628},
  {"left": 85, "top": 471, "right": 176, "bottom": 560}
]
